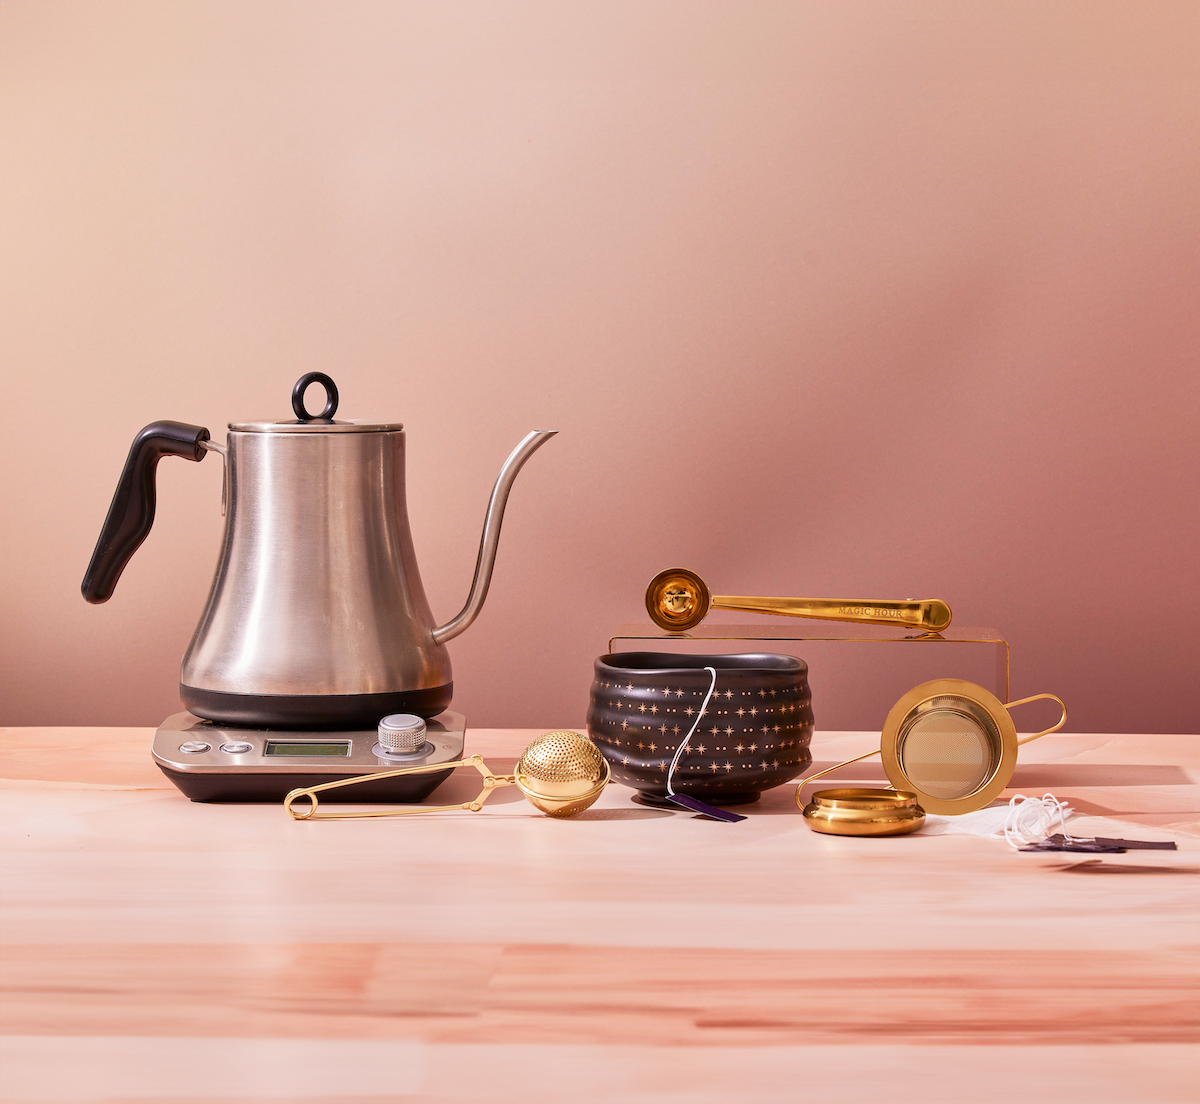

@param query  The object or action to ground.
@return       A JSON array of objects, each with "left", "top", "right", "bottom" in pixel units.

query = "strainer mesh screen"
[
  {"left": 897, "top": 698, "right": 1000, "bottom": 799},
  {"left": 518, "top": 731, "right": 604, "bottom": 784}
]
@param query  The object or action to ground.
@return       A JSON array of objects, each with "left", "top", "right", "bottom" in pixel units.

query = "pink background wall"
[{"left": 1, "top": 1, "right": 1197, "bottom": 733}]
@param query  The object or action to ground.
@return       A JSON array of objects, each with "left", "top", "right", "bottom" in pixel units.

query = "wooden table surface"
[{"left": 2, "top": 726, "right": 1197, "bottom": 1103}]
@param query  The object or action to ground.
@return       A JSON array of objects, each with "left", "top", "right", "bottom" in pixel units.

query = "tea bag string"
[
  {"left": 1002, "top": 792, "right": 1074, "bottom": 849},
  {"left": 666, "top": 666, "right": 718, "bottom": 798}
]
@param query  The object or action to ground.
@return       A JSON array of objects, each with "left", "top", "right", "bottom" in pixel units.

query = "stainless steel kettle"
[{"left": 83, "top": 373, "right": 555, "bottom": 727}]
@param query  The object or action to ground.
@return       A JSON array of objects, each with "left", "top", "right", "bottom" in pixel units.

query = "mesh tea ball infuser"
[
  {"left": 284, "top": 730, "right": 610, "bottom": 820},
  {"left": 795, "top": 679, "right": 1067, "bottom": 835}
]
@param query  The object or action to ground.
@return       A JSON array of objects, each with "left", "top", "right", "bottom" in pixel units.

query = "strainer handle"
[
  {"left": 283, "top": 755, "right": 514, "bottom": 820},
  {"left": 794, "top": 749, "right": 882, "bottom": 809},
  {"left": 1009, "top": 694, "right": 1068, "bottom": 746}
]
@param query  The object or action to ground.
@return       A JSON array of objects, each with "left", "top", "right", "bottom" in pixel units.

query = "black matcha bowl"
[{"left": 588, "top": 652, "right": 813, "bottom": 807}]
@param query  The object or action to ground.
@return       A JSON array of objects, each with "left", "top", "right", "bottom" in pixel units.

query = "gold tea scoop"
[
  {"left": 645, "top": 567, "right": 952, "bottom": 633},
  {"left": 284, "top": 730, "right": 610, "bottom": 821}
]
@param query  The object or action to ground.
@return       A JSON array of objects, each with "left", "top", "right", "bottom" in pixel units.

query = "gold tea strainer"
[
  {"left": 795, "top": 679, "right": 1067, "bottom": 834},
  {"left": 646, "top": 567, "right": 952, "bottom": 634},
  {"left": 284, "top": 730, "right": 610, "bottom": 820}
]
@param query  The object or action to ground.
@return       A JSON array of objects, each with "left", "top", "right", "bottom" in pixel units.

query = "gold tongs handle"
[
  {"left": 712, "top": 596, "right": 952, "bottom": 632},
  {"left": 283, "top": 755, "right": 516, "bottom": 820}
]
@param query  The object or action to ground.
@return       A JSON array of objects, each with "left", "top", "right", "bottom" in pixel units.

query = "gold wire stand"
[{"left": 608, "top": 622, "right": 1010, "bottom": 703}]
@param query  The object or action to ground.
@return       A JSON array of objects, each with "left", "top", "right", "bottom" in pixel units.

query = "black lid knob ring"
[{"left": 292, "top": 373, "right": 339, "bottom": 421}]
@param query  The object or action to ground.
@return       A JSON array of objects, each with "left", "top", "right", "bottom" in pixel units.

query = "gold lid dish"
[{"left": 801, "top": 787, "right": 926, "bottom": 837}]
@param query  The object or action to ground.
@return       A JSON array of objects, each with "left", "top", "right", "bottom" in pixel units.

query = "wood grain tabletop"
[{"left": 2, "top": 725, "right": 1197, "bottom": 1103}]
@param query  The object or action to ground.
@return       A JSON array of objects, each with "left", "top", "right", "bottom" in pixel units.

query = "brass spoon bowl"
[{"left": 645, "top": 567, "right": 952, "bottom": 634}]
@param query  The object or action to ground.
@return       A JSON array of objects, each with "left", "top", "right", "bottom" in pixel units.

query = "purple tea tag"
[
  {"left": 667, "top": 793, "right": 748, "bottom": 823},
  {"left": 1020, "top": 834, "right": 1179, "bottom": 854},
  {"left": 1094, "top": 837, "right": 1177, "bottom": 850},
  {"left": 1018, "top": 839, "right": 1125, "bottom": 853}
]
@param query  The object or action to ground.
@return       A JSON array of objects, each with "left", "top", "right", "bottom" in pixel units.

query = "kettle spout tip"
[{"left": 430, "top": 429, "right": 557, "bottom": 647}]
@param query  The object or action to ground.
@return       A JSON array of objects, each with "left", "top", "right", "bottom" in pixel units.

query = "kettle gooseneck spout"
[{"left": 431, "top": 430, "right": 557, "bottom": 646}]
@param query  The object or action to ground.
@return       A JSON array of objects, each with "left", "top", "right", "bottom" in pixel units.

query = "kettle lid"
[{"left": 230, "top": 373, "right": 404, "bottom": 434}]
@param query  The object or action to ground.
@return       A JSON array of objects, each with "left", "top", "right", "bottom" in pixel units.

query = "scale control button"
[
  {"left": 179, "top": 740, "right": 211, "bottom": 754},
  {"left": 220, "top": 742, "right": 253, "bottom": 754}
]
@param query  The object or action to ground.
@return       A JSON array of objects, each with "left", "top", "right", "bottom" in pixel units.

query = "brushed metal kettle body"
[{"left": 83, "top": 374, "right": 555, "bottom": 727}]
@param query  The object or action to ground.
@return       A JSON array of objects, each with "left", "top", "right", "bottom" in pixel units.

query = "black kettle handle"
[{"left": 82, "top": 421, "right": 211, "bottom": 604}]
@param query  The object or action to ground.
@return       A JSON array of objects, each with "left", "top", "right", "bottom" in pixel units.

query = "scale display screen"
[{"left": 264, "top": 740, "right": 351, "bottom": 758}]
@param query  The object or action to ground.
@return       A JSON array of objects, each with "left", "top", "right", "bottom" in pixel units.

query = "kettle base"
[
  {"left": 180, "top": 682, "right": 454, "bottom": 729},
  {"left": 152, "top": 709, "right": 466, "bottom": 803}
]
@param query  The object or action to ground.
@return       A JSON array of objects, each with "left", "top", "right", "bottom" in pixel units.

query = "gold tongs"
[
  {"left": 645, "top": 568, "right": 952, "bottom": 633},
  {"left": 283, "top": 732, "right": 611, "bottom": 821}
]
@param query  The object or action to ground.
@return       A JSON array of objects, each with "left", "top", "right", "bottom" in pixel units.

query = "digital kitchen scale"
[{"left": 153, "top": 710, "right": 466, "bottom": 803}]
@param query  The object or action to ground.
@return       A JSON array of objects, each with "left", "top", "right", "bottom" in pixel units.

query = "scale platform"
[{"left": 153, "top": 710, "right": 466, "bottom": 803}]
